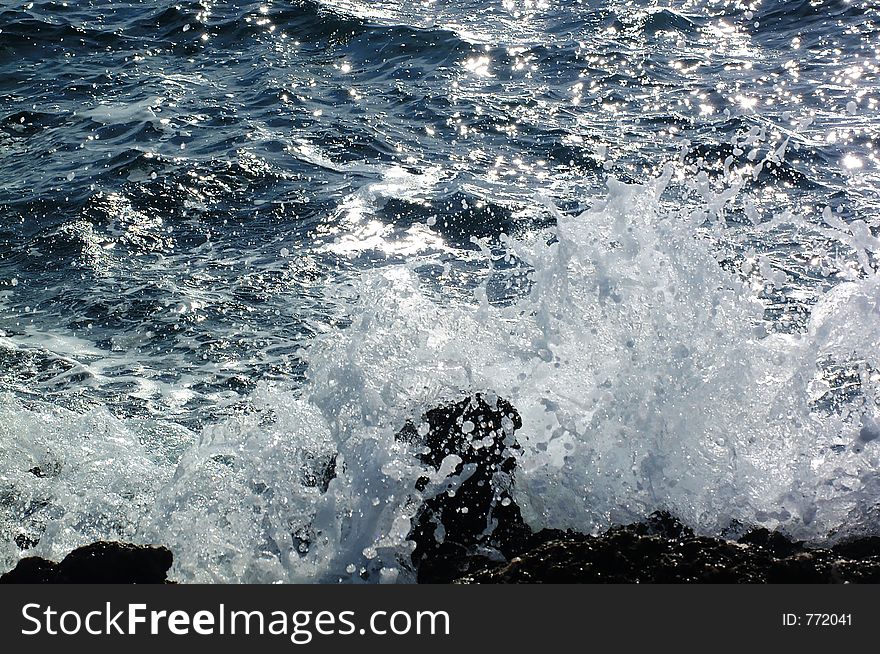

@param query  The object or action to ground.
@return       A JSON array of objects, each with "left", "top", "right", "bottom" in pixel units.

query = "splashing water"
[
  {"left": 305, "top": 166, "right": 880, "bottom": 552},
  {"left": 3, "top": 0, "right": 880, "bottom": 583},
  {"left": 3, "top": 165, "right": 880, "bottom": 582}
]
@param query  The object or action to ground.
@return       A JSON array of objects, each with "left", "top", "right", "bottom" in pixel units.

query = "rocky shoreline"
[
  {"left": 0, "top": 541, "right": 173, "bottom": 583},
  {"left": 4, "top": 394, "right": 880, "bottom": 584},
  {"left": 3, "top": 513, "right": 880, "bottom": 583},
  {"left": 456, "top": 513, "right": 880, "bottom": 583}
]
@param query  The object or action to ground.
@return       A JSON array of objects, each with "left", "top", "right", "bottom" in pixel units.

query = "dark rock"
[
  {"left": 456, "top": 519, "right": 880, "bottom": 584},
  {"left": 619, "top": 510, "right": 694, "bottom": 540},
  {"left": 398, "top": 393, "right": 880, "bottom": 584},
  {"left": 55, "top": 541, "right": 173, "bottom": 583},
  {"left": 1, "top": 541, "right": 173, "bottom": 584},
  {"left": 737, "top": 527, "right": 805, "bottom": 558},
  {"left": 832, "top": 535, "right": 880, "bottom": 560},
  {"left": 397, "top": 393, "right": 531, "bottom": 583},
  {"left": 0, "top": 556, "right": 58, "bottom": 583},
  {"left": 396, "top": 395, "right": 880, "bottom": 584},
  {"left": 14, "top": 534, "right": 39, "bottom": 550}
]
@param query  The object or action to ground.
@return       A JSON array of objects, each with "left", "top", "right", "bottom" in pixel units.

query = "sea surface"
[{"left": 2, "top": 0, "right": 880, "bottom": 582}]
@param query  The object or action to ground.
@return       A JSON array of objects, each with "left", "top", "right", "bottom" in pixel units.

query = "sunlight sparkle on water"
[
  {"left": 463, "top": 56, "right": 493, "bottom": 77},
  {"left": 843, "top": 154, "right": 864, "bottom": 169}
]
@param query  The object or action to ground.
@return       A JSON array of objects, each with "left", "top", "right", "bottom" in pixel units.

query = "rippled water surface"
[{"left": 2, "top": 0, "right": 880, "bottom": 582}]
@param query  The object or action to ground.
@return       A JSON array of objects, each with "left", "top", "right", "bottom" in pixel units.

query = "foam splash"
[
  {"left": 3, "top": 170, "right": 880, "bottom": 582},
  {"left": 0, "top": 393, "right": 181, "bottom": 574},
  {"left": 304, "top": 167, "right": 880, "bottom": 548}
]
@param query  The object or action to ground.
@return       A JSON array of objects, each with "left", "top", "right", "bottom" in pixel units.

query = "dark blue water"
[{"left": 2, "top": 0, "right": 880, "bottom": 582}]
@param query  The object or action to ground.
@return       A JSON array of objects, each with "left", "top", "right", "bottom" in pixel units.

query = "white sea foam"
[
  {"left": 302, "top": 167, "right": 880, "bottom": 554},
  {"left": 0, "top": 393, "right": 181, "bottom": 573}
]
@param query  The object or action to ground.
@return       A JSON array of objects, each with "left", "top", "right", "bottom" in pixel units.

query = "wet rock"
[
  {"left": 397, "top": 393, "right": 531, "bottom": 583},
  {"left": 832, "top": 535, "right": 880, "bottom": 560},
  {"left": 0, "top": 541, "right": 173, "bottom": 584},
  {"left": 736, "top": 527, "right": 805, "bottom": 558},
  {"left": 14, "top": 534, "right": 39, "bottom": 550},
  {"left": 457, "top": 514, "right": 880, "bottom": 584},
  {"left": 623, "top": 510, "right": 694, "bottom": 539},
  {"left": 0, "top": 556, "right": 58, "bottom": 584},
  {"left": 397, "top": 394, "right": 880, "bottom": 584}
]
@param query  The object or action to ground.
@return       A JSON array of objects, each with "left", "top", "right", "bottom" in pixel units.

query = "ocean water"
[{"left": 1, "top": 0, "right": 880, "bottom": 582}]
